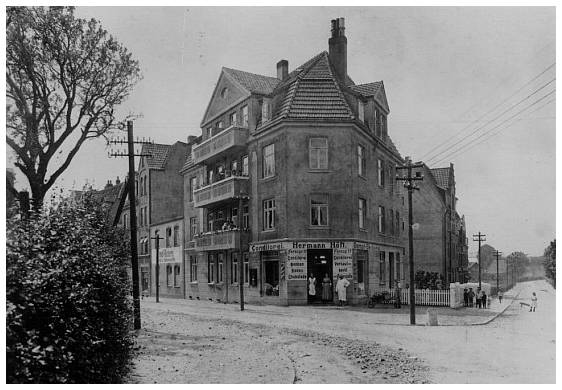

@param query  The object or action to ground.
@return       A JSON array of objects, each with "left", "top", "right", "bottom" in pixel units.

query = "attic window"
[{"left": 220, "top": 87, "right": 229, "bottom": 99}]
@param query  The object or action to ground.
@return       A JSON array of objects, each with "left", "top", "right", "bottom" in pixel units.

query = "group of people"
[
  {"left": 308, "top": 273, "right": 350, "bottom": 306},
  {"left": 463, "top": 287, "right": 491, "bottom": 308}
]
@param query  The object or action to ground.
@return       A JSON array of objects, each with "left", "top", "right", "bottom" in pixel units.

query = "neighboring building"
[
  {"left": 182, "top": 18, "right": 408, "bottom": 306},
  {"left": 121, "top": 141, "right": 188, "bottom": 295},
  {"left": 411, "top": 163, "right": 469, "bottom": 285},
  {"left": 150, "top": 217, "right": 184, "bottom": 298},
  {"left": 69, "top": 177, "right": 126, "bottom": 226}
]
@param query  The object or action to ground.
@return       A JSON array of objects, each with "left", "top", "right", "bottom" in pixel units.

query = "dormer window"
[{"left": 358, "top": 101, "right": 365, "bottom": 123}]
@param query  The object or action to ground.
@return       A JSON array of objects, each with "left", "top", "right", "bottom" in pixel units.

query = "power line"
[
  {"left": 420, "top": 63, "right": 555, "bottom": 161},
  {"left": 432, "top": 94, "right": 555, "bottom": 166},
  {"left": 431, "top": 90, "right": 555, "bottom": 165},
  {"left": 425, "top": 77, "right": 555, "bottom": 164}
]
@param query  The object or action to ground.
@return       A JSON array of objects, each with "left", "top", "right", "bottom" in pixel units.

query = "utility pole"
[
  {"left": 396, "top": 157, "right": 424, "bottom": 325},
  {"left": 151, "top": 232, "right": 164, "bottom": 303},
  {"left": 473, "top": 232, "right": 486, "bottom": 289},
  {"left": 238, "top": 197, "right": 244, "bottom": 311},
  {"left": 493, "top": 249, "right": 502, "bottom": 294},
  {"left": 108, "top": 121, "right": 153, "bottom": 330}
]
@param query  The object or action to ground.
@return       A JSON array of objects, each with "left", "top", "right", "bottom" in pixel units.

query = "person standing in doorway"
[
  {"left": 321, "top": 273, "right": 332, "bottom": 303},
  {"left": 335, "top": 274, "right": 350, "bottom": 307},
  {"left": 530, "top": 292, "right": 537, "bottom": 312},
  {"left": 308, "top": 273, "right": 316, "bottom": 302}
]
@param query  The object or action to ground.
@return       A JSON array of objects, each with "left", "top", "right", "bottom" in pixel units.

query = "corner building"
[{"left": 183, "top": 18, "right": 408, "bottom": 305}]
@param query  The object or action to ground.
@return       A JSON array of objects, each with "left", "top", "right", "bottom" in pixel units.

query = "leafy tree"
[
  {"left": 6, "top": 7, "right": 141, "bottom": 209},
  {"left": 6, "top": 196, "right": 132, "bottom": 383},
  {"left": 543, "top": 240, "right": 556, "bottom": 287}
]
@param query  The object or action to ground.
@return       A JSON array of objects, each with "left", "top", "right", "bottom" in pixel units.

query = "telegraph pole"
[
  {"left": 493, "top": 249, "right": 502, "bottom": 294},
  {"left": 473, "top": 232, "right": 486, "bottom": 289},
  {"left": 396, "top": 157, "right": 424, "bottom": 325},
  {"left": 108, "top": 121, "right": 153, "bottom": 330},
  {"left": 151, "top": 233, "right": 164, "bottom": 303}
]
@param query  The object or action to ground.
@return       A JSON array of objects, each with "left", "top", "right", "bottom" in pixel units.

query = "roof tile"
[{"left": 223, "top": 67, "right": 280, "bottom": 95}]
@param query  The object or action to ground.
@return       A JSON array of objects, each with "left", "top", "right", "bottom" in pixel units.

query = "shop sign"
[
  {"left": 286, "top": 248, "right": 307, "bottom": 280},
  {"left": 333, "top": 248, "right": 353, "bottom": 279},
  {"left": 151, "top": 247, "right": 180, "bottom": 264},
  {"left": 250, "top": 241, "right": 353, "bottom": 252}
]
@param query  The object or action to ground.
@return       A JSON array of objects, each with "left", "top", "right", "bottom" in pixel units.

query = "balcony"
[
  {"left": 192, "top": 125, "right": 249, "bottom": 165},
  {"left": 193, "top": 175, "right": 249, "bottom": 208},
  {"left": 194, "top": 229, "right": 248, "bottom": 251}
]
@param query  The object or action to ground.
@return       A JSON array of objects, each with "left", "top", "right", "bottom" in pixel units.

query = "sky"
[{"left": 5, "top": 6, "right": 556, "bottom": 256}]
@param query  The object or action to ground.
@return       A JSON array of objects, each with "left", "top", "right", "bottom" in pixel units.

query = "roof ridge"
[{"left": 222, "top": 67, "right": 278, "bottom": 81}]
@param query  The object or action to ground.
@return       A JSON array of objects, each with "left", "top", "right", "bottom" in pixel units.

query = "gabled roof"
[
  {"left": 222, "top": 67, "right": 280, "bottom": 96},
  {"left": 349, "top": 81, "right": 383, "bottom": 97},
  {"left": 271, "top": 51, "right": 355, "bottom": 120},
  {"left": 430, "top": 167, "right": 451, "bottom": 189},
  {"left": 141, "top": 143, "right": 172, "bottom": 170}
]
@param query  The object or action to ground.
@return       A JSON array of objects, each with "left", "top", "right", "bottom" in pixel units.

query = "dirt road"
[{"left": 126, "top": 279, "right": 555, "bottom": 383}]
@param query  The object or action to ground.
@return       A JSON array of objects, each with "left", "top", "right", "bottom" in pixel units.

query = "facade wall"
[{"left": 150, "top": 219, "right": 184, "bottom": 298}]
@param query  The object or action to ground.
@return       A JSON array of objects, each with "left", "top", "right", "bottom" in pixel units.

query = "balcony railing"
[
  {"left": 194, "top": 229, "right": 249, "bottom": 251},
  {"left": 192, "top": 125, "right": 249, "bottom": 165},
  {"left": 193, "top": 175, "right": 249, "bottom": 208}
]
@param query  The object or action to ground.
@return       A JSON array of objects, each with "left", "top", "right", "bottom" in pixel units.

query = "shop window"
[
  {"left": 166, "top": 227, "right": 172, "bottom": 247},
  {"left": 310, "top": 195, "right": 328, "bottom": 226},
  {"left": 167, "top": 265, "right": 173, "bottom": 287},
  {"left": 241, "top": 105, "right": 249, "bottom": 127},
  {"left": 190, "top": 217, "right": 198, "bottom": 240},
  {"left": 231, "top": 253, "right": 239, "bottom": 284},
  {"left": 242, "top": 155, "right": 249, "bottom": 176},
  {"left": 358, "top": 145, "right": 366, "bottom": 177},
  {"left": 173, "top": 225, "right": 179, "bottom": 247},
  {"left": 264, "top": 259, "right": 279, "bottom": 296},
  {"left": 358, "top": 198, "right": 366, "bottom": 229},
  {"left": 190, "top": 256, "right": 198, "bottom": 282},
  {"left": 174, "top": 265, "right": 181, "bottom": 287},
  {"left": 262, "top": 144, "right": 275, "bottom": 178},
  {"left": 309, "top": 137, "right": 328, "bottom": 169},
  {"left": 379, "top": 251, "right": 386, "bottom": 285},
  {"left": 263, "top": 198, "right": 276, "bottom": 231},
  {"left": 243, "top": 253, "right": 249, "bottom": 284}
]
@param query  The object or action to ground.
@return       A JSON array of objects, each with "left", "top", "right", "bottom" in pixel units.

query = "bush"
[{"left": 6, "top": 197, "right": 133, "bottom": 383}]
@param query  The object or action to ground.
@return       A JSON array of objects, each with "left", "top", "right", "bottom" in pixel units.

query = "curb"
[{"left": 469, "top": 287, "right": 523, "bottom": 326}]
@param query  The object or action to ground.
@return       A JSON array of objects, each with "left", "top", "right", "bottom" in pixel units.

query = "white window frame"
[
  {"left": 310, "top": 199, "right": 328, "bottom": 227},
  {"left": 263, "top": 198, "right": 276, "bottom": 231},
  {"left": 241, "top": 105, "right": 249, "bottom": 127},
  {"left": 309, "top": 137, "right": 328, "bottom": 170},
  {"left": 358, "top": 101, "right": 365, "bottom": 122},
  {"left": 230, "top": 111, "right": 237, "bottom": 126},
  {"left": 190, "top": 256, "right": 198, "bottom": 282},
  {"left": 262, "top": 144, "right": 275, "bottom": 178},
  {"left": 377, "top": 159, "right": 384, "bottom": 186},
  {"left": 243, "top": 253, "right": 249, "bottom": 285},
  {"left": 358, "top": 145, "right": 366, "bottom": 177},
  {"left": 189, "top": 176, "right": 196, "bottom": 202},
  {"left": 359, "top": 198, "right": 366, "bottom": 229},
  {"left": 378, "top": 206, "right": 384, "bottom": 233},
  {"left": 242, "top": 155, "right": 249, "bottom": 176}
]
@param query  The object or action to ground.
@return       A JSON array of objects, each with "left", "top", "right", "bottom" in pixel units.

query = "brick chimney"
[
  {"left": 328, "top": 17, "right": 347, "bottom": 82},
  {"left": 115, "top": 176, "right": 121, "bottom": 185},
  {"left": 276, "top": 60, "right": 288, "bottom": 80}
]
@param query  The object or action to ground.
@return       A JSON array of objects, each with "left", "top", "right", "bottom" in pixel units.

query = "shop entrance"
[{"left": 307, "top": 249, "right": 333, "bottom": 304}]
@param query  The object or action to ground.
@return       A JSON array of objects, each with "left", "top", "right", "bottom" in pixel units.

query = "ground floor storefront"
[{"left": 183, "top": 239, "right": 406, "bottom": 306}]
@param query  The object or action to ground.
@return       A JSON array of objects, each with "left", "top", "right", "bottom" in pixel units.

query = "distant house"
[{"left": 412, "top": 163, "right": 469, "bottom": 284}]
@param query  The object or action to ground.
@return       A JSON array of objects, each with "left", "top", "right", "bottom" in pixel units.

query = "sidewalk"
[{"left": 143, "top": 283, "right": 524, "bottom": 328}]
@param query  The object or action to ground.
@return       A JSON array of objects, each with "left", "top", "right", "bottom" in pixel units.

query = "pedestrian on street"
[
  {"left": 498, "top": 289, "right": 503, "bottom": 304},
  {"left": 321, "top": 273, "right": 332, "bottom": 303},
  {"left": 394, "top": 280, "right": 402, "bottom": 308},
  {"left": 335, "top": 274, "right": 350, "bottom": 307},
  {"left": 530, "top": 292, "right": 537, "bottom": 312},
  {"left": 476, "top": 288, "right": 483, "bottom": 308},
  {"left": 468, "top": 288, "right": 475, "bottom": 307},
  {"left": 482, "top": 290, "right": 487, "bottom": 309},
  {"left": 463, "top": 288, "right": 469, "bottom": 307},
  {"left": 308, "top": 273, "right": 316, "bottom": 302}
]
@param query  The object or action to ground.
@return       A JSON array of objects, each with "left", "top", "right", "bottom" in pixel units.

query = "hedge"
[{"left": 6, "top": 198, "right": 133, "bottom": 383}]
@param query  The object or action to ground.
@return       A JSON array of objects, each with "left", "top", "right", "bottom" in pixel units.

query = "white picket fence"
[{"left": 373, "top": 288, "right": 451, "bottom": 307}]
